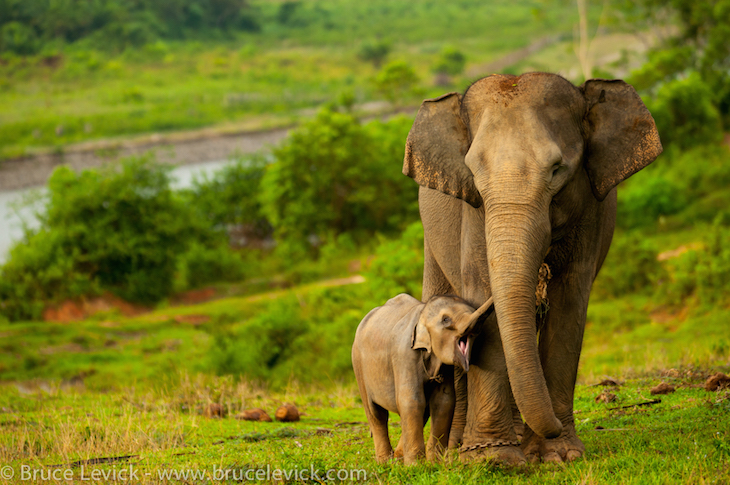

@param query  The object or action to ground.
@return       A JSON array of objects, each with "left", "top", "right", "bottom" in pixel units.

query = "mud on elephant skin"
[
  {"left": 351, "top": 294, "right": 494, "bottom": 464},
  {"left": 403, "top": 72, "right": 662, "bottom": 464}
]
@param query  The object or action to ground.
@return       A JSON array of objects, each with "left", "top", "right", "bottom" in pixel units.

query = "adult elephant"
[{"left": 402, "top": 72, "right": 661, "bottom": 465}]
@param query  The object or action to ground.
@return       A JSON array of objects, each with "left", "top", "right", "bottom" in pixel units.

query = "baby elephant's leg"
[
  {"left": 368, "top": 403, "right": 393, "bottom": 462},
  {"left": 397, "top": 396, "right": 427, "bottom": 465},
  {"left": 395, "top": 406, "right": 430, "bottom": 460},
  {"left": 427, "top": 368, "right": 455, "bottom": 461}
]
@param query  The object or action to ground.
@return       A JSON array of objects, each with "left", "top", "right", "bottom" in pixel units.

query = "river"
[{"left": 0, "top": 159, "right": 235, "bottom": 264}]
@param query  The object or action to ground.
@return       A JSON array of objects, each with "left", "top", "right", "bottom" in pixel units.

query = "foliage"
[
  {"left": 0, "top": 157, "right": 224, "bottom": 320},
  {"left": 372, "top": 60, "right": 422, "bottom": 105},
  {"left": 0, "top": 0, "right": 259, "bottom": 53},
  {"left": 357, "top": 39, "right": 391, "bottom": 68},
  {"left": 259, "top": 108, "right": 418, "bottom": 250},
  {"left": 432, "top": 46, "right": 466, "bottom": 76},
  {"left": 176, "top": 242, "right": 248, "bottom": 291},
  {"left": 185, "top": 153, "right": 271, "bottom": 242},
  {"left": 659, "top": 216, "right": 730, "bottom": 308},
  {"left": 0, "top": 230, "right": 98, "bottom": 322},
  {"left": 646, "top": 73, "right": 723, "bottom": 150},
  {"left": 592, "top": 232, "right": 665, "bottom": 300},
  {"left": 623, "top": 0, "right": 730, "bottom": 121},
  {"left": 616, "top": 172, "right": 685, "bottom": 229},
  {"left": 0, "top": 0, "right": 579, "bottom": 160},
  {"left": 364, "top": 221, "right": 424, "bottom": 302}
]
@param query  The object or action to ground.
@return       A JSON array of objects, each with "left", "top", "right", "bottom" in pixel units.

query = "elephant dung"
[
  {"left": 236, "top": 408, "right": 272, "bottom": 422},
  {"left": 594, "top": 390, "right": 616, "bottom": 403},
  {"left": 704, "top": 372, "right": 730, "bottom": 391},
  {"left": 650, "top": 382, "right": 676, "bottom": 395},
  {"left": 203, "top": 402, "right": 227, "bottom": 418},
  {"left": 275, "top": 403, "right": 300, "bottom": 422}
]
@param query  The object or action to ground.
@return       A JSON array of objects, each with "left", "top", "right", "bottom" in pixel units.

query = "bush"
[
  {"left": 617, "top": 172, "right": 685, "bottom": 229},
  {"left": 364, "top": 221, "right": 424, "bottom": 302},
  {"left": 176, "top": 242, "right": 247, "bottom": 290},
  {"left": 373, "top": 60, "right": 422, "bottom": 105},
  {"left": 357, "top": 39, "right": 391, "bottom": 68},
  {"left": 185, "top": 153, "right": 271, "bottom": 244},
  {"left": 433, "top": 46, "right": 466, "bottom": 76},
  {"left": 648, "top": 73, "right": 723, "bottom": 150},
  {"left": 592, "top": 232, "right": 666, "bottom": 300},
  {"left": 0, "top": 156, "right": 219, "bottom": 321},
  {"left": 659, "top": 216, "right": 730, "bottom": 308},
  {"left": 259, "top": 109, "right": 418, "bottom": 251}
]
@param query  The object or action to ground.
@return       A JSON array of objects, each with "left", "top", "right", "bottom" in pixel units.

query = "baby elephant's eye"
[{"left": 441, "top": 316, "right": 452, "bottom": 326}]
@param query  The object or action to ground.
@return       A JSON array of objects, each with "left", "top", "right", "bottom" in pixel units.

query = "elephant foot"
[
  {"left": 459, "top": 443, "right": 526, "bottom": 467},
  {"left": 521, "top": 422, "right": 585, "bottom": 463}
]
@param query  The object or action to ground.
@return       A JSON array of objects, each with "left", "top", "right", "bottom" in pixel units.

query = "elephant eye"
[
  {"left": 441, "top": 316, "right": 451, "bottom": 326},
  {"left": 551, "top": 163, "right": 562, "bottom": 178}
]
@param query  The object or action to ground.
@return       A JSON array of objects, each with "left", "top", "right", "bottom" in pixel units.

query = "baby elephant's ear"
[{"left": 411, "top": 313, "right": 432, "bottom": 353}]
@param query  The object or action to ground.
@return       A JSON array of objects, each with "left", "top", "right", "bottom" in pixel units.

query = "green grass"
[
  {"left": 1, "top": 247, "right": 729, "bottom": 481},
  {"left": 0, "top": 374, "right": 727, "bottom": 483},
  {"left": 0, "top": 0, "right": 597, "bottom": 160}
]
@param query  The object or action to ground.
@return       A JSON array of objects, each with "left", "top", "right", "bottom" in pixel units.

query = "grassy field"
[
  {"left": 1, "top": 237, "right": 729, "bottom": 482},
  {"left": 0, "top": 0, "right": 604, "bottom": 160}
]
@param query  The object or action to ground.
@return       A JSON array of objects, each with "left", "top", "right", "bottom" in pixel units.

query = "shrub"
[
  {"left": 648, "top": 72, "right": 723, "bottom": 150},
  {"left": 185, "top": 153, "right": 271, "bottom": 244},
  {"left": 176, "top": 242, "right": 247, "bottom": 290},
  {"left": 364, "top": 221, "right": 424, "bottom": 302},
  {"left": 259, "top": 109, "right": 418, "bottom": 251},
  {"left": 616, "top": 172, "right": 685, "bottom": 229},
  {"left": 357, "top": 39, "right": 391, "bottom": 68},
  {"left": 659, "top": 216, "right": 730, "bottom": 308},
  {"left": 592, "top": 232, "right": 666, "bottom": 300},
  {"left": 0, "top": 156, "right": 218, "bottom": 321},
  {"left": 433, "top": 46, "right": 466, "bottom": 76},
  {"left": 373, "top": 60, "right": 422, "bottom": 105}
]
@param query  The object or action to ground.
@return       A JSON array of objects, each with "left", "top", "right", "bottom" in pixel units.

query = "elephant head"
[
  {"left": 412, "top": 296, "right": 494, "bottom": 372},
  {"left": 403, "top": 73, "right": 662, "bottom": 439}
]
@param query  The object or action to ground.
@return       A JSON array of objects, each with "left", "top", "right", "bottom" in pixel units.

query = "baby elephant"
[{"left": 352, "top": 294, "right": 494, "bottom": 464}]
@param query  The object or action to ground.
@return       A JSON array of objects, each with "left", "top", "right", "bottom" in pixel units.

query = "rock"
[
  {"left": 704, "top": 372, "right": 730, "bottom": 391},
  {"left": 203, "top": 403, "right": 226, "bottom": 418},
  {"left": 235, "top": 408, "right": 272, "bottom": 422},
  {"left": 275, "top": 403, "right": 300, "bottom": 422},
  {"left": 650, "top": 382, "right": 675, "bottom": 395}
]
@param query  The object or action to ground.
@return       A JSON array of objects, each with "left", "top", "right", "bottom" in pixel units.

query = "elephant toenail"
[
  {"left": 566, "top": 450, "right": 583, "bottom": 461},
  {"left": 543, "top": 451, "right": 562, "bottom": 463}
]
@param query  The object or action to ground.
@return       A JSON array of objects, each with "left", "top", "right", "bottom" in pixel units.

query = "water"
[{"left": 0, "top": 159, "right": 236, "bottom": 264}]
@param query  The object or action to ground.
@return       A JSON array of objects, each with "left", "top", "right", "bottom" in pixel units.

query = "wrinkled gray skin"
[
  {"left": 352, "top": 294, "right": 494, "bottom": 464},
  {"left": 402, "top": 73, "right": 662, "bottom": 465}
]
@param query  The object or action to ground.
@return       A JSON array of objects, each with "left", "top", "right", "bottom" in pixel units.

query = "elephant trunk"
[{"left": 483, "top": 191, "right": 563, "bottom": 439}]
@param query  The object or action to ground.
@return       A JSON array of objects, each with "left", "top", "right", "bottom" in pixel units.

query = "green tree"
[
  {"left": 623, "top": 0, "right": 730, "bottom": 120},
  {"left": 357, "top": 39, "right": 391, "bottom": 68},
  {"left": 258, "top": 109, "right": 417, "bottom": 251},
  {"left": 433, "top": 46, "right": 466, "bottom": 76},
  {"left": 373, "top": 60, "right": 421, "bottom": 105}
]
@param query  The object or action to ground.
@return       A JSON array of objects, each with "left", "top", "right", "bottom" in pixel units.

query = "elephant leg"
[
  {"left": 422, "top": 238, "right": 458, "bottom": 300},
  {"left": 397, "top": 399, "right": 427, "bottom": 465},
  {"left": 366, "top": 403, "right": 393, "bottom": 463},
  {"left": 511, "top": 390, "right": 525, "bottom": 442},
  {"left": 522, "top": 272, "right": 590, "bottom": 463},
  {"left": 448, "top": 366, "right": 467, "bottom": 449},
  {"left": 426, "top": 367, "right": 455, "bottom": 461},
  {"left": 394, "top": 406, "right": 429, "bottom": 460},
  {"left": 460, "top": 323, "right": 525, "bottom": 466}
]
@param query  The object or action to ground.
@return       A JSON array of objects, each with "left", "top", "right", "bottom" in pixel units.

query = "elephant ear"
[
  {"left": 411, "top": 312, "right": 432, "bottom": 354},
  {"left": 403, "top": 92, "right": 482, "bottom": 208},
  {"left": 581, "top": 79, "right": 663, "bottom": 201}
]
